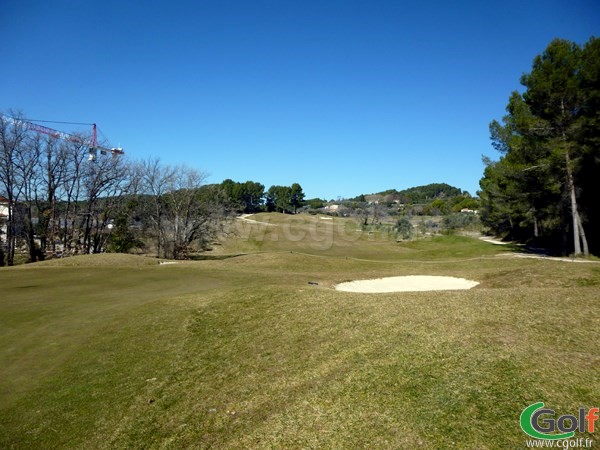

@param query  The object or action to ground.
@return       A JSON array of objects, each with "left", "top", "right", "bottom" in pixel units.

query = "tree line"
[
  {"left": 479, "top": 37, "right": 599, "bottom": 256},
  {"left": 0, "top": 114, "right": 305, "bottom": 265},
  {"left": 10, "top": 35, "right": 595, "bottom": 265},
  {"left": 220, "top": 179, "right": 305, "bottom": 214},
  {"left": 356, "top": 183, "right": 466, "bottom": 205},
  {"left": 0, "top": 116, "right": 131, "bottom": 265}
]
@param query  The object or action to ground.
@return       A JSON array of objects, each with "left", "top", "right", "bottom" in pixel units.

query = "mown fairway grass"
[{"left": 1, "top": 214, "right": 599, "bottom": 449}]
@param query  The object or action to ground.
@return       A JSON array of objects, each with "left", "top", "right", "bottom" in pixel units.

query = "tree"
[
  {"left": 242, "top": 181, "right": 265, "bottom": 213},
  {"left": 15, "top": 133, "right": 42, "bottom": 262},
  {"left": 106, "top": 206, "right": 143, "bottom": 254},
  {"left": 59, "top": 139, "right": 88, "bottom": 255},
  {"left": 479, "top": 37, "right": 599, "bottom": 256},
  {"left": 0, "top": 112, "right": 136, "bottom": 262},
  {"left": 34, "top": 137, "right": 69, "bottom": 258},
  {"left": 221, "top": 179, "right": 265, "bottom": 213},
  {"left": 266, "top": 183, "right": 304, "bottom": 214},
  {"left": 396, "top": 217, "right": 413, "bottom": 240},
  {"left": 1, "top": 110, "right": 238, "bottom": 263},
  {"left": 430, "top": 199, "right": 450, "bottom": 215},
  {"left": 290, "top": 183, "right": 305, "bottom": 214},
  {"left": 162, "top": 165, "right": 209, "bottom": 259},
  {"left": 520, "top": 39, "right": 588, "bottom": 255},
  {"left": 221, "top": 179, "right": 242, "bottom": 211},
  {"left": 305, "top": 198, "right": 325, "bottom": 209},
  {"left": 79, "top": 151, "right": 130, "bottom": 254},
  {"left": 139, "top": 160, "right": 229, "bottom": 259},
  {"left": 0, "top": 114, "right": 28, "bottom": 265},
  {"left": 139, "top": 158, "right": 175, "bottom": 258},
  {"left": 267, "top": 185, "right": 291, "bottom": 213},
  {"left": 451, "top": 195, "right": 480, "bottom": 213}
]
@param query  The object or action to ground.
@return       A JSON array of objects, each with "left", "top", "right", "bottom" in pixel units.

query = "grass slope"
[{"left": 1, "top": 214, "right": 599, "bottom": 448}]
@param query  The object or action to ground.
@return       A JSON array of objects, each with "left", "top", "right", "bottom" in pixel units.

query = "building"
[{"left": 0, "top": 196, "right": 10, "bottom": 247}]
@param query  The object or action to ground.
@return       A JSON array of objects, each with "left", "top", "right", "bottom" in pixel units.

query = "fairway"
[{"left": 1, "top": 214, "right": 599, "bottom": 449}]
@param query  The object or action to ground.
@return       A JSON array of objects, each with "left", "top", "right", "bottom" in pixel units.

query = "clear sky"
[{"left": 1, "top": 0, "right": 598, "bottom": 199}]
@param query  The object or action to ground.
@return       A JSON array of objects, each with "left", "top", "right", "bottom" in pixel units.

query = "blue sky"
[{"left": 1, "top": 1, "right": 598, "bottom": 199}]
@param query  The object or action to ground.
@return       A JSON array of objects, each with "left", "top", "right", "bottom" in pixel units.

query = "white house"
[{"left": 0, "top": 196, "right": 10, "bottom": 243}]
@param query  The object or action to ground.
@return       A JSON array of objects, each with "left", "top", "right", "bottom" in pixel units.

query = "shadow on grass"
[
  {"left": 188, "top": 253, "right": 247, "bottom": 261},
  {"left": 484, "top": 235, "right": 599, "bottom": 260}
]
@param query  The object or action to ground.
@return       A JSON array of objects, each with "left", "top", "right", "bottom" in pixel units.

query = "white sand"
[
  {"left": 479, "top": 236, "right": 510, "bottom": 245},
  {"left": 335, "top": 275, "right": 479, "bottom": 293}
]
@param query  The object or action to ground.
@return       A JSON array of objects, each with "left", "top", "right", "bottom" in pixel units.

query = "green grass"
[{"left": 1, "top": 213, "right": 599, "bottom": 449}]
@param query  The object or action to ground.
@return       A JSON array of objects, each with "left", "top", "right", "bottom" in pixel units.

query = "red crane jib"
[
  {"left": 2, "top": 115, "right": 124, "bottom": 156},
  {"left": 25, "top": 122, "right": 82, "bottom": 144}
]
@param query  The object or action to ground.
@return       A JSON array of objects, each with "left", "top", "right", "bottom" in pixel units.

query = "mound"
[{"left": 335, "top": 275, "right": 479, "bottom": 293}]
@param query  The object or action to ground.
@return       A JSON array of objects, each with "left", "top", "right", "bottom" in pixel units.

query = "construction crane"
[{"left": 0, "top": 114, "right": 124, "bottom": 161}]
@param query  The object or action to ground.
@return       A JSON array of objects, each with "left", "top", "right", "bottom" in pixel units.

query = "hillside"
[{"left": 355, "top": 183, "right": 465, "bottom": 204}]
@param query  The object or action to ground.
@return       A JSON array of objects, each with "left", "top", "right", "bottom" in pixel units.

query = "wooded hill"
[{"left": 355, "top": 183, "right": 467, "bottom": 205}]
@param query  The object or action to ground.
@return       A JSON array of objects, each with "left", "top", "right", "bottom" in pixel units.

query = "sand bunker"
[{"left": 335, "top": 276, "right": 479, "bottom": 293}]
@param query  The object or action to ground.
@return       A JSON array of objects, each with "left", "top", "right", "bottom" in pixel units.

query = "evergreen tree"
[
  {"left": 480, "top": 37, "right": 599, "bottom": 255},
  {"left": 290, "top": 183, "right": 305, "bottom": 213}
]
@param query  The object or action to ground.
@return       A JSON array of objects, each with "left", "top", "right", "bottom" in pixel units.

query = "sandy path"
[
  {"left": 237, "top": 214, "right": 278, "bottom": 226},
  {"left": 495, "top": 253, "right": 599, "bottom": 263}
]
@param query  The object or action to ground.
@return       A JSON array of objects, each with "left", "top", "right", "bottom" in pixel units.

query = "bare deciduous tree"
[
  {"left": 139, "top": 159, "right": 229, "bottom": 259},
  {"left": 0, "top": 114, "right": 28, "bottom": 265},
  {"left": 80, "top": 153, "right": 130, "bottom": 254},
  {"left": 139, "top": 158, "right": 175, "bottom": 258}
]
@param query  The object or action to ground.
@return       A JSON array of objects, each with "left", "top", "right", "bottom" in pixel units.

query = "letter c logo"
[{"left": 520, "top": 402, "right": 575, "bottom": 440}]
